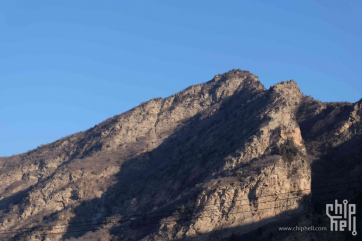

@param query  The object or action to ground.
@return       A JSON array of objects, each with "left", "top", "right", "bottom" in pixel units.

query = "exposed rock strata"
[{"left": 0, "top": 69, "right": 360, "bottom": 241}]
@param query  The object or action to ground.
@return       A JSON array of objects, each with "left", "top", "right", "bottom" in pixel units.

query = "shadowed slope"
[{"left": 0, "top": 70, "right": 361, "bottom": 241}]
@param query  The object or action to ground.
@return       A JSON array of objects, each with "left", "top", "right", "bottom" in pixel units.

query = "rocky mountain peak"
[
  {"left": 271, "top": 79, "right": 301, "bottom": 94},
  {"left": 212, "top": 68, "right": 259, "bottom": 83},
  {"left": 0, "top": 70, "right": 361, "bottom": 241}
]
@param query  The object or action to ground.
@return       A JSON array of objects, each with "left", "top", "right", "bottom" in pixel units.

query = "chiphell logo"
[{"left": 326, "top": 199, "right": 357, "bottom": 236}]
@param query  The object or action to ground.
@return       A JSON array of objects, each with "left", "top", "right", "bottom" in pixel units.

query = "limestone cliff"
[{"left": 0, "top": 69, "right": 361, "bottom": 241}]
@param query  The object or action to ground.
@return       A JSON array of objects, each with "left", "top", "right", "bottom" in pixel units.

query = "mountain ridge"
[{"left": 0, "top": 69, "right": 361, "bottom": 241}]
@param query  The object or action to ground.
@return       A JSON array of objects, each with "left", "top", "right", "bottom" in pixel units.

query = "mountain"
[{"left": 0, "top": 69, "right": 361, "bottom": 241}]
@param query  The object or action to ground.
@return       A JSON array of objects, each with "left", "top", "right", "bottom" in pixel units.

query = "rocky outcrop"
[{"left": 0, "top": 69, "right": 360, "bottom": 241}]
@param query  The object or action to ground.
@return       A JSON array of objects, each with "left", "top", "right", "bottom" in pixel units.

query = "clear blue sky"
[{"left": 1, "top": 0, "right": 361, "bottom": 156}]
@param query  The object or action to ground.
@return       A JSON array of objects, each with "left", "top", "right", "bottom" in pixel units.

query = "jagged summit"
[
  {"left": 269, "top": 79, "right": 302, "bottom": 98},
  {"left": 0, "top": 70, "right": 361, "bottom": 241},
  {"left": 212, "top": 68, "right": 259, "bottom": 82}
]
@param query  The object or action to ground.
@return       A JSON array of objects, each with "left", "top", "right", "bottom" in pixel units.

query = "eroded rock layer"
[{"left": 0, "top": 69, "right": 361, "bottom": 241}]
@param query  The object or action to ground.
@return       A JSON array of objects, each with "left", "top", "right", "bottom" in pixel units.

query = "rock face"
[{"left": 0, "top": 69, "right": 361, "bottom": 241}]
